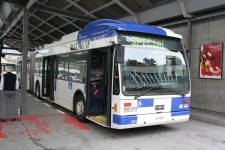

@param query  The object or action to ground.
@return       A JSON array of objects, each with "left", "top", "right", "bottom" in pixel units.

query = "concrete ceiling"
[{"left": 1, "top": 0, "right": 225, "bottom": 51}]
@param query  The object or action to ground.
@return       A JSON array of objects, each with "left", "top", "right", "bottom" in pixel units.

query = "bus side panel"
[{"left": 54, "top": 79, "right": 86, "bottom": 111}]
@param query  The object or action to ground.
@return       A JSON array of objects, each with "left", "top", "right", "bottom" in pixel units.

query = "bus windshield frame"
[{"left": 118, "top": 33, "right": 190, "bottom": 97}]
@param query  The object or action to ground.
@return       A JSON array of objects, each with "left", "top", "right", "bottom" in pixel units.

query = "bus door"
[
  {"left": 42, "top": 56, "right": 55, "bottom": 100},
  {"left": 87, "top": 49, "right": 108, "bottom": 116}
]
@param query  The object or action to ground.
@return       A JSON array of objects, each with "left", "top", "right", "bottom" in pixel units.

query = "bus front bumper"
[{"left": 111, "top": 111, "right": 189, "bottom": 129}]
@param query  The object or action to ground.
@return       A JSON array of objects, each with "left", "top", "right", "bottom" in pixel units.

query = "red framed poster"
[{"left": 200, "top": 43, "right": 223, "bottom": 79}]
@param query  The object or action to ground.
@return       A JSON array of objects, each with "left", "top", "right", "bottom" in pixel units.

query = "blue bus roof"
[{"left": 78, "top": 19, "right": 182, "bottom": 40}]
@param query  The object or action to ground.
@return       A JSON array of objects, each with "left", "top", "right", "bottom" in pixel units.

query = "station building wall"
[{"left": 167, "top": 15, "right": 225, "bottom": 113}]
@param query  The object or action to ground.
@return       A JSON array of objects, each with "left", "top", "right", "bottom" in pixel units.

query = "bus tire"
[
  {"left": 35, "top": 83, "right": 41, "bottom": 99},
  {"left": 75, "top": 94, "right": 86, "bottom": 122}
]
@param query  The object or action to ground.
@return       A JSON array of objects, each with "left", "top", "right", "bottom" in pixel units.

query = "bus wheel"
[
  {"left": 35, "top": 83, "right": 41, "bottom": 99},
  {"left": 75, "top": 95, "right": 86, "bottom": 122}
]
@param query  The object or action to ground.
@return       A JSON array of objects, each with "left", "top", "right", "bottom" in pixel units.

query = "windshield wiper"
[
  {"left": 168, "top": 91, "right": 186, "bottom": 97},
  {"left": 177, "top": 92, "right": 186, "bottom": 97},
  {"left": 161, "top": 89, "right": 187, "bottom": 97},
  {"left": 169, "top": 49, "right": 178, "bottom": 52},
  {"left": 134, "top": 84, "right": 161, "bottom": 99}
]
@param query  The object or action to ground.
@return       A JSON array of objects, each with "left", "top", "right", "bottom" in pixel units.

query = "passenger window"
[
  {"left": 56, "top": 54, "right": 69, "bottom": 80},
  {"left": 35, "top": 58, "right": 43, "bottom": 76},
  {"left": 69, "top": 52, "right": 87, "bottom": 83}
]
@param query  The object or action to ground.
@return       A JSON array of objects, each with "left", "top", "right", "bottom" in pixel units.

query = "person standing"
[{"left": 0, "top": 66, "right": 19, "bottom": 122}]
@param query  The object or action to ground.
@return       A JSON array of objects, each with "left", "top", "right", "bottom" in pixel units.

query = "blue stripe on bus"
[
  {"left": 171, "top": 111, "right": 189, "bottom": 116},
  {"left": 137, "top": 99, "right": 154, "bottom": 108},
  {"left": 78, "top": 19, "right": 167, "bottom": 40},
  {"left": 113, "top": 114, "right": 137, "bottom": 125},
  {"left": 171, "top": 97, "right": 190, "bottom": 111}
]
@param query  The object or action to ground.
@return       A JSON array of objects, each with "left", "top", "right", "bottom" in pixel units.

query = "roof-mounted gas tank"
[{"left": 77, "top": 19, "right": 182, "bottom": 40}]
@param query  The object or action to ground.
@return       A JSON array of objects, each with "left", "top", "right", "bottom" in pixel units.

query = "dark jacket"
[{"left": 3, "top": 72, "right": 17, "bottom": 91}]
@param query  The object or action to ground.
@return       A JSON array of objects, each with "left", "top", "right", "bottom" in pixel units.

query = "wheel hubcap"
[{"left": 76, "top": 100, "right": 84, "bottom": 116}]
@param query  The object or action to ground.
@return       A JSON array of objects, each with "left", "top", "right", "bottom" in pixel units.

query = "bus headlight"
[
  {"left": 131, "top": 107, "right": 137, "bottom": 112},
  {"left": 184, "top": 104, "right": 188, "bottom": 108},
  {"left": 124, "top": 107, "right": 130, "bottom": 112}
]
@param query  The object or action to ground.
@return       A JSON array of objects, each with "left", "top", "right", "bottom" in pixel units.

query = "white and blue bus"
[{"left": 17, "top": 19, "right": 190, "bottom": 129}]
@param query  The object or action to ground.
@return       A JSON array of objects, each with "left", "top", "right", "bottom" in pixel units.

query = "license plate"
[{"left": 155, "top": 105, "right": 164, "bottom": 110}]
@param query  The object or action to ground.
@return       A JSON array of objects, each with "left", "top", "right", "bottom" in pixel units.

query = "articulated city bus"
[{"left": 17, "top": 19, "right": 190, "bottom": 129}]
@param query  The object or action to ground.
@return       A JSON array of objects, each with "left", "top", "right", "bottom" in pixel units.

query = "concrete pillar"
[
  {"left": 21, "top": 8, "right": 29, "bottom": 115},
  {"left": 187, "top": 19, "right": 192, "bottom": 50},
  {"left": 0, "top": 39, "right": 2, "bottom": 74}
]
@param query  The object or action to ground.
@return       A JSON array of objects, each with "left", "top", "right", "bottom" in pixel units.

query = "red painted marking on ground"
[
  {"left": 0, "top": 122, "right": 7, "bottom": 139},
  {"left": 0, "top": 114, "right": 88, "bottom": 139},
  {"left": 62, "top": 114, "right": 89, "bottom": 130},
  {"left": 20, "top": 115, "right": 51, "bottom": 135}
]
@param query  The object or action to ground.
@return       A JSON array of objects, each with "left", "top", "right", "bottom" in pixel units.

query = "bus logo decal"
[
  {"left": 68, "top": 82, "right": 72, "bottom": 90},
  {"left": 71, "top": 40, "right": 90, "bottom": 50},
  {"left": 137, "top": 101, "right": 143, "bottom": 107}
]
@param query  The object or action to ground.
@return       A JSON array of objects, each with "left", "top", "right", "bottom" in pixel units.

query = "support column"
[
  {"left": 21, "top": 8, "right": 29, "bottom": 115},
  {"left": 187, "top": 19, "right": 192, "bottom": 50},
  {"left": 0, "top": 39, "right": 2, "bottom": 75}
]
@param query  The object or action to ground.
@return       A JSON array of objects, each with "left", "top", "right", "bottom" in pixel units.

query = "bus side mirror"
[
  {"left": 186, "top": 49, "right": 191, "bottom": 66},
  {"left": 115, "top": 45, "right": 124, "bottom": 63}
]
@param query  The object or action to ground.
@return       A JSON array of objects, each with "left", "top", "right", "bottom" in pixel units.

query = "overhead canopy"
[{"left": 0, "top": 0, "right": 225, "bottom": 52}]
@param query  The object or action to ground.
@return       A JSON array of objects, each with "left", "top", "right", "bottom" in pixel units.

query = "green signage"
[
  {"left": 129, "top": 37, "right": 165, "bottom": 47},
  {"left": 118, "top": 34, "right": 183, "bottom": 51},
  {"left": 119, "top": 34, "right": 165, "bottom": 48}
]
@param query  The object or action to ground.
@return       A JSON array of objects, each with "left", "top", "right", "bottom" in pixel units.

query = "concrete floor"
[{"left": 0, "top": 90, "right": 225, "bottom": 150}]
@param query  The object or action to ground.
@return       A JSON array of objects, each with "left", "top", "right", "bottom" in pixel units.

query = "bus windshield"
[{"left": 120, "top": 44, "right": 189, "bottom": 96}]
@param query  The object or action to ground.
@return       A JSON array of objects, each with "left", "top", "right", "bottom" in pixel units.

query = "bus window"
[
  {"left": 35, "top": 58, "right": 43, "bottom": 76},
  {"left": 56, "top": 54, "right": 69, "bottom": 80},
  {"left": 69, "top": 52, "right": 87, "bottom": 82},
  {"left": 39, "top": 59, "right": 41, "bottom": 76}
]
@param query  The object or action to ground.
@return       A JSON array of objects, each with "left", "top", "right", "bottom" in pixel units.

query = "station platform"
[
  {"left": 1, "top": 90, "right": 225, "bottom": 128},
  {"left": 190, "top": 107, "right": 225, "bottom": 127},
  {"left": 0, "top": 90, "right": 224, "bottom": 149},
  {"left": 0, "top": 90, "right": 91, "bottom": 150}
]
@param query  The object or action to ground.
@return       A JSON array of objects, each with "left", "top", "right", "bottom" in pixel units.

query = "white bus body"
[{"left": 17, "top": 19, "right": 190, "bottom": 129}]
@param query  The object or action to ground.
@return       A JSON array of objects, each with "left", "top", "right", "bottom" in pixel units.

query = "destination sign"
[
  {"left": 119, "top": 35, "right": 165, "bottom": 47},
  {"left": 118, "top": 34, "right": 183, "bottom": 51}
]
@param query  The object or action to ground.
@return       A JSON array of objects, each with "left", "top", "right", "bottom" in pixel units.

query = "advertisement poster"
[{"left": 200, "top": 43, "right": 223, "bottom": 79}]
